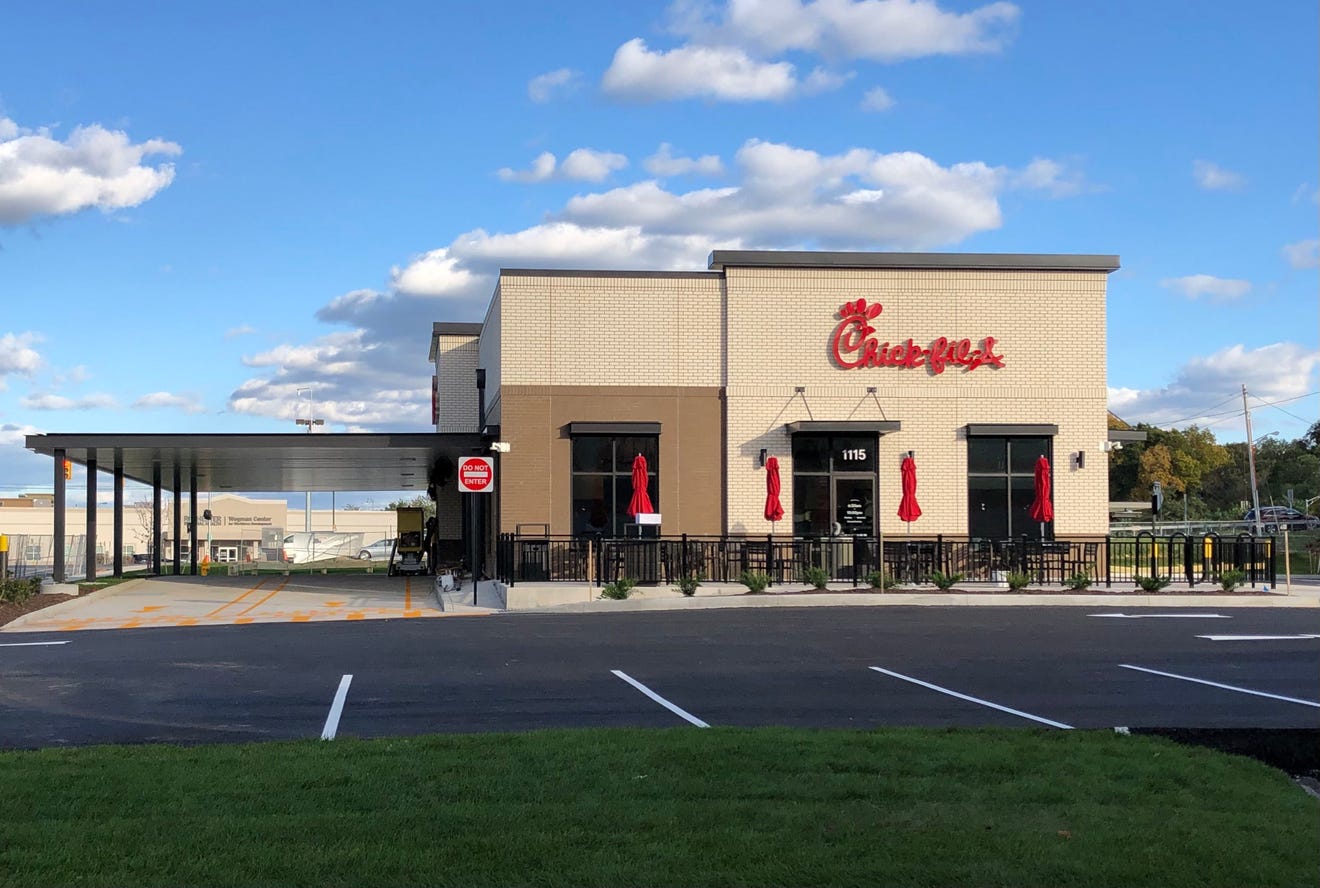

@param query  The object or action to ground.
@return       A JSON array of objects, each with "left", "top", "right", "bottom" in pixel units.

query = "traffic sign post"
[{"left": 458, "top": 456, "right": 495, "bottom": 494}]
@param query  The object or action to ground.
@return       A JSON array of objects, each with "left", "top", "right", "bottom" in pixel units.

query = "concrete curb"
[{"left": 512, "top": 589, "right": 1320, "bottom": 614}]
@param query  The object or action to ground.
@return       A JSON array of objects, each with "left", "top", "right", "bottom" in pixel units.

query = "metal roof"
[
  {"left": 25, "top": 432, "right": 484, "bottom": 493},
  {"left": 708, "top": 250, "right": 1121, "bottom": 272}
]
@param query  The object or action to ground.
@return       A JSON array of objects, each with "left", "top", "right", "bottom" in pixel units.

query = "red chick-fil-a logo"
[{"left": 830, "top": 299, "right": 1005, "bottom": 374}]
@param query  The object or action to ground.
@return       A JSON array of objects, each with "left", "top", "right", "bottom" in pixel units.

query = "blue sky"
[{"left": 1, "top": 0, "right": 1316, "bottom": 505}]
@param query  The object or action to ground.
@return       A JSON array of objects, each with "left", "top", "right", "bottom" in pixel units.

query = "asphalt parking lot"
[{"left": 1, "top": 606, "right": 1316, "bottom": 748}]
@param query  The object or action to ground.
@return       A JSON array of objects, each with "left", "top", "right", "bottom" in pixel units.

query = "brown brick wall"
[{"left": 499, "top": 385, "right": 724, "bottom": 536}]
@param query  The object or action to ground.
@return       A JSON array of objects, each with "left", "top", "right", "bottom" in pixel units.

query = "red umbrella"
[
  {"left": 1028, "top": 455, "right": 1053, "bottom": 530},
  {"left": 626, "top": 453, "right": 654, "bottom": 518},
  {"left": 897, "top": 455, "right": 922, "bottom": 525},
  {"left": 764, "top": 456, "right": 784, "bottom": 523}
]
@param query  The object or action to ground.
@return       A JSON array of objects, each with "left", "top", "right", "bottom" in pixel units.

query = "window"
[
  {"left": 791, "top": 434, "right": 878, "bottom": 536},
  {"left": 967, "top": 436, "right": 1051, "bottom": 539},
  {"left": 571, "top": 435, "right": 658, "bottom": 536}
]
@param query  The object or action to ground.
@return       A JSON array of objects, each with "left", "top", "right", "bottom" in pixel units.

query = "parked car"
[
  {"left": 1242, "top": 507, "right": 1320, "bottom": 532},
  {"left": 357, "top": 538, "right": 397, "bottom": 561}
]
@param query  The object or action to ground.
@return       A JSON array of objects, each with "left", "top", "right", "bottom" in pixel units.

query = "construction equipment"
[{"left": 388, "top": 506, "right": 428, "bottom": 576}]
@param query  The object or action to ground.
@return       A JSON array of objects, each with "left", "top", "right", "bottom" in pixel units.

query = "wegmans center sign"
[{"left": 830, "top": 298, "right": 1004, "bottom": 374}]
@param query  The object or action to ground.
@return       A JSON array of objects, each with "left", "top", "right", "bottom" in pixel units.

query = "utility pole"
[
  {"left": 295, "top": 388, "right": 324, "bottom": 532},
  {"left": 1243, "top": 385, "right": 1262, "bottom": 536}
]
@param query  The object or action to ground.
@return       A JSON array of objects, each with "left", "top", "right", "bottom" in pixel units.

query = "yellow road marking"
[
  {"left": 234, "top": 578, "right": 288, "bottom": 618},
  {"left": 234, "top": 617, "right": 255, "bottom": 624},
  {"left": 291, "top": 615, "right": 311, "bottom": 622},
  {"left": 405, "top": 578, "right": 412, "bottom": 611},
  {"left": 404, "top": 610, "right": 422, "bottom": 618},
  {"left": 323, "top": 601, "right": 344, "bottom": 607},
  {"left": 137, "top": 605, "right": 165, "bottom": 612},
  {"left": 346, "top": 612, "right": 365, "bottom": 620},
  {"left": 204, "top": 578, "right": 267, "bottom": 618}
]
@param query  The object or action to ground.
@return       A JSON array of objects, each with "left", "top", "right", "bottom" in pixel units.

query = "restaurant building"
[{"left": 430, "top": 250, "right": 1119, "bottom": 568}]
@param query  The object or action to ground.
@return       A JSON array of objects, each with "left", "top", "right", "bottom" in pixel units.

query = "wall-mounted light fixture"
[
  {"left": 794, "top": 386, "right": 806, "bottom": 394},
  {"left": 866, "top": 386, "right": 877, "bottom": 394},
  {"left": 1074, "top": 450, "right": 1085, "bottom": 469},
  {"left": 759, "top": 448, "right": 767, "bottom": 467},
  {"left": 906, "top": 450, "right": 915, "bottom": 459}
]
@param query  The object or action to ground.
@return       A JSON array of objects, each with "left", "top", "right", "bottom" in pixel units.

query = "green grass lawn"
[{"left": 1, "top": 728, "right": 1315, "bottom": 887}]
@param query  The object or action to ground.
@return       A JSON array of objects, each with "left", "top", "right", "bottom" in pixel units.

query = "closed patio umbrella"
[
  {"left": 897, "top": 454, "right": 921, "bottom": 533},
  {"left": 764, "top": 456, "right": 784, "bottom": 524},
  {"left": 626, "top": 453, "right": 654, "bottom": 518},
  {"left": 1028, "top": 455, "right": 1053, "bottom": 538}
]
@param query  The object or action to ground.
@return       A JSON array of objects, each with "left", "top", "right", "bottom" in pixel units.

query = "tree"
[{"left": 386, "top": 495, "right": 435, "bottom": 519}]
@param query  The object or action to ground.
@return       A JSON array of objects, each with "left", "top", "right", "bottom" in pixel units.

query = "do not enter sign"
[{"left": 458, "top": 456, "right": 495, "bottom": 493}]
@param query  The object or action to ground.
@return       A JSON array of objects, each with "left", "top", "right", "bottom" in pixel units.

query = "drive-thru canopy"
[{"left": 25, "top": 432, "right": 482, "bottom": 581}]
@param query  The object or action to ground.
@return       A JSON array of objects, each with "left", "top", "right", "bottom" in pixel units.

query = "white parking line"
[
  {"left": 869, "top": 666, "right": 1073, "bottom": 729},
  {"left": 320, "top": 674, "right": 354, "bottom": 740},
  {"left": 611, "top": 670, "right": 709, "bottom": 727},
  {"left": 1119, "top": 664, "right": 1320, "bottom": 708},
  {"left": 1196, "top": 635, "right": 1320, "bottom": 641},
  {"left": 0, "top": 641, "right": 69, "bottom": 647}
]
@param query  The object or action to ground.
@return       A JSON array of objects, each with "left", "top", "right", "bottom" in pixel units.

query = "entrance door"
[{"left": 834, "top": 477, "right": 875, "bottom": 536}]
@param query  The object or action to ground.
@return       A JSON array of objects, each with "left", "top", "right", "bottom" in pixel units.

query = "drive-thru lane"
[
  {"left": 0, "top": 573, "right": 486, "bottom": 633},
  {"left": 0, "top": 606, "right": 1315, "bottom": 748}
]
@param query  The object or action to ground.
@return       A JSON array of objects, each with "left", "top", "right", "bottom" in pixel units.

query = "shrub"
[
  {"left": 929, "top": 571, "right": 963, "bottom": 591},
  {"left": 800, "top": 566, "right": 831, "bottom": 590},
  {"left": 0, "top": 576, "right": 40, "bottom": 604},
  {"left": 1064, "top": 573, "right": 1093, "bottom": 591},
  {"left": 739, "top": 570, "right": 770, "bottom": 594},
  {"left": 866, "top": 569, "right": 894, "bottom": 591},
  {"left": 1217, "top": 569, "right": 1245, "bottom": 593},
  {"left": 674, "top": 573, "right": 702, "bottom": 597},
  {"left": 1135, "top": 575, "right": 1170, "bottom": 592},
  {"left": 1006, "top": 571, "right": 1032, "bottom": 591},
  {"left": 599, "top": 577, "right": 637, "bottom": 600}
]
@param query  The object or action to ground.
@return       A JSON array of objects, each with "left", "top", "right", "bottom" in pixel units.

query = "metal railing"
[{"left": 495, "top": 532, "right": 1277, "bottom": 589}]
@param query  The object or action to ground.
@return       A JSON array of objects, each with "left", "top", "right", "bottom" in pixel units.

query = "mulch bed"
[{"left": 0, "top": 589, "right": 92, "bottom": 629}]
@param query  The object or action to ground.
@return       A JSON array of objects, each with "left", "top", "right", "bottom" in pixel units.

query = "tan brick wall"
[
  {"left": 723, "top": 267, "right": 1109, "bottom": 536},
  {"left": 479, "top": 286, "right": 502, "bottom": 423},
  {"left": 498, "top": 273, "right": 725, "bottom": 388},
  {"left": 434, "top": 333, "right": 480, "bottom": 433}
]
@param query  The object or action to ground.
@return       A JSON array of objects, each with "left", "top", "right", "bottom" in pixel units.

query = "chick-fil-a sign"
[{"left": 831, "top": 298, "right": 1005, "bottom": 375}]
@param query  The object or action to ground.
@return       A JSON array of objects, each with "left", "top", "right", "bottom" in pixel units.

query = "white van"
[{"left": 281, "top": 532, "right": 361, "bottom": 564}]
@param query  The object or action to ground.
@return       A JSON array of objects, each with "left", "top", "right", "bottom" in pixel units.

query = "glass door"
[{"left": 834, "top": 477, "right": 875, "bottom": 536}]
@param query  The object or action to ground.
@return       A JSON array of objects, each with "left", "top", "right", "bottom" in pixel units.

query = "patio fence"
[{"left": 496, "top": 531, "right": 1276, "bottom": 589}]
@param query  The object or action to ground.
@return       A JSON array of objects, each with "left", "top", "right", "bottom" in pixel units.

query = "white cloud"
[
  {"left": 388, "top": 254, "right": 476, "bottom": 297},
  {"left": 132, "top": 391, "right": 205, "bottom": 413},
  {"left": 528, "top": 68, "right": 580, "bottom": 103},
  {"left": 667, "top": 0, "right": 1020, "bottom": 62},
  {"left": 0, "top": 117, "right": 181, "bottom": 225},
  {"left": 562, "top": 140, "right": 1007, "bottom": 248},
  {"left": 1160, "top": 274, "right": 1252, "bottom": 301},
  {"left": 1192, "top": 159, "right": 1244, "bottom": 191},
  {"left": 1282, "top": 238, "right": 1319, "bottom": 269},
  {"left": 602, "top": 39, "right": 805, "bottom": 101},
  {"left": 0, "top": 331, "right": 43, "bottom": 385},
  {"left": 497, "top": 151, "right": 558, "bottom": 183},
  {"left": 644, "top": 143, "right": 725, "bottom": 177},
  {"left": 20, "top": 392, "right": 118, "bottom": 410},
  {"left": 1109, "top": 343, "right": 1319, "bottom": 428},
  {"left": 497, "top": 149, "right": 627, "bottom": 183},
  {"left": 860, "top": 86, "right": 895, "bottom": 111},
  {"left": 559, "top": 148, "right": 629, "bottom": 181},
  {"left": 1012, "top": 157, "right": 1085, "bottom": 197},
  {"left": 225, "top": 324, "right": 257, "bottom": 338}
]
